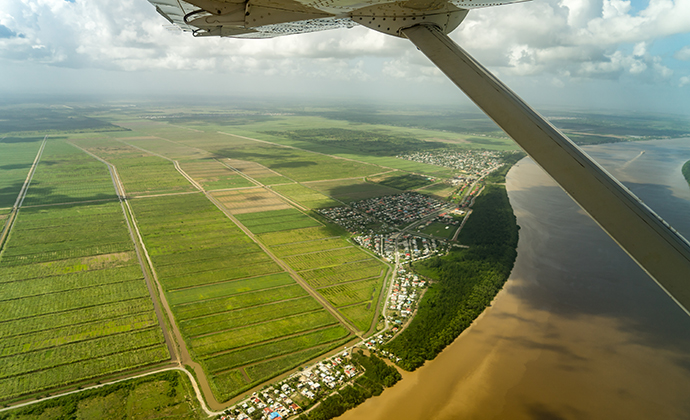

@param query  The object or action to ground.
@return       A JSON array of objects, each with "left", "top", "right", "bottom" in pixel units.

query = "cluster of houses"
[
  {"left": 388, "top": 269, "right": 426, "bottom": 317},
  {"left": 353, "top": 233, "right": 444, "bottom": 262},
  {"left": 316, "top": 206, "right": 375, "bottom": 232},
  {"left": 397, "top": 149, "right": 505, "bottom": 176},
  {"left": 218, "top": 352, "right": 359, "bottom": 420},
  {"left": 219, "top": 384, "right": 300, "bottom": 420},
  {"left": 350, "top": 193, "right": 444, "bottom": 226}
]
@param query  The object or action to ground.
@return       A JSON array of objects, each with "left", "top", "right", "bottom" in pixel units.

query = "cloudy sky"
[{"left": 1, "top": 0, "right": 689, "bottom": 113}]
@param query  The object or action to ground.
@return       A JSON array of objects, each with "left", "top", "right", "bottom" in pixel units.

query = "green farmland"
[
  {"left": 258, "top": 226, "right": 389, "bottom": 332},
  {"left": 21, "top": 139, "right": 116, "bottom": 207},
  {"left": 0, "top": 200, "right": 168, "bottom": 402},
  {"left": 130, "top": 193, "right": 352, "bottom": 402},
  {"left": 71, "top": 137, "right": 196, "bottom": 196},
  {"left": 0, "top": 137, "right": 42, "bottom": 208}
]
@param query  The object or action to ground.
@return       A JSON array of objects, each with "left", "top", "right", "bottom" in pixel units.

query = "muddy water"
[{"left": 337, "top": 139, "right": 690, "bottom": 420}]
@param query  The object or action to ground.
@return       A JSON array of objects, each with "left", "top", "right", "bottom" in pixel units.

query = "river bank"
[{"left": 335, "top": 138, "right": 690, "bottom": 420}]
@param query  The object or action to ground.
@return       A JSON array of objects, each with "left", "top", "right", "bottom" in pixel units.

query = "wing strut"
[{"left": 402, "top": 23, "right": 690, "bottom": 315}]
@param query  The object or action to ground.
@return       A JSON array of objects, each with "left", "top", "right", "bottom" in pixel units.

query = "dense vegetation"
[
  {"left": 297, "top": 351, "right": 401, "bottom": 420},
  {"left": 0, "top": 106, "right": 127, "bottom": 135},
  {"left": 683, "top": 160, "right": 690, "bottom": 186},
  {"left": 384, "top": 184, "right": 519, "bottom": 370}
]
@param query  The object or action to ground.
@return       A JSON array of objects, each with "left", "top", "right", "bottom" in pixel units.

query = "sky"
[{"left": 0, "top": 0, "right": 689, "bottom": 113}]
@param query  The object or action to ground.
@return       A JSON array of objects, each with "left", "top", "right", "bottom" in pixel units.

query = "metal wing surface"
[{"left": 148, "top": 0, "right": 529, "bottom": 38}]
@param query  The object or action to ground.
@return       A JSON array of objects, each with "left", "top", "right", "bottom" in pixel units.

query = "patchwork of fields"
[
  {"left": 179, "top": 159, "right": 255, "bottom": 190},
  {"left": 0, "top": 118, "right": 408, "bottom": 407},
  {"left": 0, "top": 201, "right": 168, "bottom": 400},
  {"left": 72, "top": 137, "right": 196, "bottom": 196},
  {"left": 303, "top": 178, "right": 401, "bottom": 203},
  {"left": 130, "top": 193, "right": 351, "bottom": 402}
]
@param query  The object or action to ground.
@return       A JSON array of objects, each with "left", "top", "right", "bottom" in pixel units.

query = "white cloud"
[
  {"left": 675, "top": 46, "right": 690, "bottom": 60},
  {"left": 0, "top": 0, "right": 688, "bottom": 89},
  {"left": 680, "top": 76, "right": 690, "bottom": 87}
]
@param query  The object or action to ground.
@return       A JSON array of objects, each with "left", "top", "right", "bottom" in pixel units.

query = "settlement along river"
[{"left": 336, "top": 138, "right": 690, "bottom": 420}]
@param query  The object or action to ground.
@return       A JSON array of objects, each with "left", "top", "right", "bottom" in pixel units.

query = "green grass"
[
  {"left": 235, "top": 208, "right": 321, "bottom": 234},
  {"left": 257, "top": 226, "right": 340, "bottom": 246},
  {"left": 340, "top": 303, "right": 377, "bottom": 332},
  {"left": 421, "top": 221, "right": 458, "bottom": 239},
  {"left": 683, "top": 160, "right": 690, "bottom": 186},
  {"left": 165, "top": 262, "right": 283, "bottom": 290},
  {"left": 190, "top": 310, "right": 338, "bottom": 357},
  {"left": 167, "top": 273, "right": 295, "bottom": 305},
  {"left": 244, "top": 343, "right": 338, "bottom": 382},
  {"left": 283, "top": 247, "right": 369, "bottom": 271},
  {"left": 174, "top": 284, "right": 309, "bottom": 320},
  {"left": 300, "top": 260, "right": 386, "bottom": 288},
  {"left": 270, "top": 237, "right": 349, "bottom": 257},
  {"left": 181, "top": 296, "right": 323, "bottom": 337},
  {"left": 201, "top": 325, "right": 349, "bottom": 373},
  {"left": 318, "top": 278, "right": 381, "bottom": 307}
]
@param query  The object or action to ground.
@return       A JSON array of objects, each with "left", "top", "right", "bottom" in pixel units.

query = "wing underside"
[{"left": 149, "top": 0, "right": 528, "bottom": 38}]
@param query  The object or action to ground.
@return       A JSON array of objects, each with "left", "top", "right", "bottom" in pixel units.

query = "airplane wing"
[{"left": 148, "top": 0, "right": 529, "bottom": 38}]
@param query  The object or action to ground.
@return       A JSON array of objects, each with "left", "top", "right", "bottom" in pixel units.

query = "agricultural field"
[
  {"left": 0, "top": 201, "right": 168, "bottom": 402},
  {"left": 303, "top": 178, "right": 401, "bottom": 203},
  {"left": 367, "top": 172, "right": 436, "bottom": 190},
  {"left": 120, "top": 136, "right": 211, "bottom": 161},
  {"left": 178, "top": 159, "right": 255, "bottom": 190},
  {"left": 177, "top": 132, "right": 384, "bottom": 182},
  {"left": 416, "top": 182, "right": 457, "bottom": 200},
  {"left": 21, "top": 139, "right": 117, "bottom": 207},
  {"left": 0, "top": 137, "right": 42, "bottom": 208},
  {"left": 222, "top": 159, "right": 290, "bottom": 185},
  {"left": 211, "top": 188, "right": 292, "bottom": 214},
  {"left": 258, "top": 226, "right": 389, "bottom": 332},
  {"left": 271, "top": 183, "right": 341, "bottom": 209},
  {"left": 422, "top": 221, "right": 459, "bottom": 239},
  {"left": 71, "top": 137, "right": 196, "bottom": 196},
  {"left": 235, "top": 208, "right": 321, "bottom": 234},
  {"left": 0, "top": 370, "right": 205, "bottom": 420},
  {"left": 129, "top": 193, "right": 350, "bottom": 402}
]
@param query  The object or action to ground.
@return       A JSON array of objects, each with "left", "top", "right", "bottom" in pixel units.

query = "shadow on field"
[
  {"left": 0, "top": 163, "right": 32, "bottom": 171},
  {"left": 0, "top": 182, "right": 25, "bottom": 208},
  {"left": 270, "top": 161, "right": 317, "bottom": 169},
  {"left": 215, "top": 147, "right": 301, "bottom": 163},
  {"left": 21, "top": 183, "right": 117, "bottom": 207},
  {"left": 325, "top": 182, "right": 400, "bottom": 203}
]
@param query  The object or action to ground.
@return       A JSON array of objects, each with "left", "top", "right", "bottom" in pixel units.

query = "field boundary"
[{"left": 0, "top": 135, "right": 47, "bottom": 254}]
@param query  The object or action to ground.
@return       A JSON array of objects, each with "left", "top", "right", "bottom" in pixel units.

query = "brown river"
[{"left": 337, "top": 138, "right": 690, "bottom": 420}]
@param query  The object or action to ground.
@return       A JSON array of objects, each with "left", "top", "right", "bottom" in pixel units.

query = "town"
[{"left": 397, "top": 149, "right": 505, "bottom": 176}]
